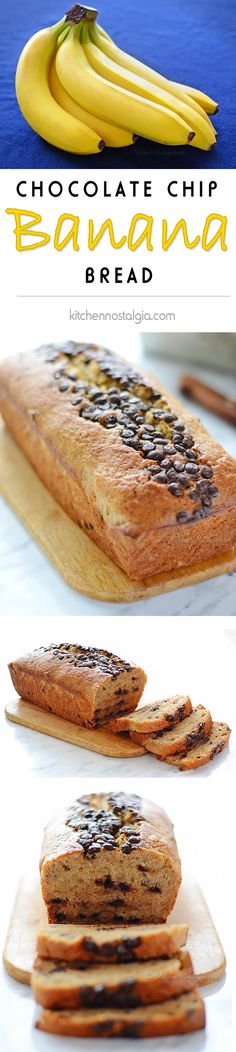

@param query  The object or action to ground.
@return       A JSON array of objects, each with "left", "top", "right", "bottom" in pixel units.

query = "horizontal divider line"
[{"left": 17, "top": 294, "right": 231, "bottom": 299}]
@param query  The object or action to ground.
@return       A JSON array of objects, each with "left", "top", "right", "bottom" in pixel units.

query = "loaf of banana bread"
[
  {"left": 32, "top": 951, "right": 195, "bottom": 1010},
  {"left": 40, "top": 792, "right": 181, "bottom": 925},
  {"left": 37, "top": 921, "right": 188, "bottom": 963},
  {"left": 1, "top": 342, "right": 236, "bottom": 579},
  {"left": 8, "top": 644, "right": 146, "bottom": 728},
  {"left": 35, "top": 990, "right": 206, "bottom": 1037}
]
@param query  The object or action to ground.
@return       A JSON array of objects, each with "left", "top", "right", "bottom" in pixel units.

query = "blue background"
[{"left": 0, "top": 0, "right": 235, "bottom": 168}]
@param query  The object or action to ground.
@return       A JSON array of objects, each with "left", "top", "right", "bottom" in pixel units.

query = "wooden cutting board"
[
  {"left": 1, "top": 422, "right": 236, "bottom": 603},
  {"left": 3, "top": 872, "right": 226, "bottom": 988},
  {"left": 5, "top": 698, "right": 145, "bottom": 758}
]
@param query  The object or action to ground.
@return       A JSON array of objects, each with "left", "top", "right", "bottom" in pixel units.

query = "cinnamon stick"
[{"left": 180, "top": 374, "right": 236, "bottom": 426}]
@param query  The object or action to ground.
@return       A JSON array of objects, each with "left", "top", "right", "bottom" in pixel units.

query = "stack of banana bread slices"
[
  {"left": 33, "top": 922, "right": 205, "bottom": 1037},
  {"left": 109, "top": 695, "right": 231, "bottom": 770}
]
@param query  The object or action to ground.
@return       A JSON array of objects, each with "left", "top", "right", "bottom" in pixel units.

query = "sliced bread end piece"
[
  {"left": 164, "top": 721, "right": 231, "bottom": 770},
  {"left": 35, "top": 989, "right": 206, "bottom": 1037}
]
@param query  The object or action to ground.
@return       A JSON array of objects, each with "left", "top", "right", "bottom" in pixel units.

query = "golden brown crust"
[
  {"left": 37, "top": 922, "right": 188, "bottom": 963},
  {"left": 32, "top": 951, "right": 195, "bottom": 1009},
  {"left": 40, "top": 792, "right": 181, "bottom": 926},
  {"left": 8, "top": 645, "right": 146, "bottom": 728},
  {"left": 165, "top": 721, "right": 231, "bottom": 770},
  {"left": 131, "top": 706, "right": 212, "bottom": 756},
  {"left": 0, "top": 343, "right": 236, "bottom": 579},
  {"left": 35, "top": 990, "right": 205, "bottom": 1036},
  {"left": 109, "top": 696, "right": 192, "bottom": 734}
]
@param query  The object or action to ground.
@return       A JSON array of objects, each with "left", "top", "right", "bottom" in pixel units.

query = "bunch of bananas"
[{"left": 16, "top": 3, "right": 218, "bottom": 156}]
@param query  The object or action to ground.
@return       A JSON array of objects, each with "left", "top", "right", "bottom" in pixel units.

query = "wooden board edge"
[
  {"left": 2, "top": 950, "right": 30, "bottom": 986},
  {"left": 4, "top": 699, "right": 145, "bottom": 758},
  {"left": 197, "top": 956, "right": 227, "bottom": 987}
]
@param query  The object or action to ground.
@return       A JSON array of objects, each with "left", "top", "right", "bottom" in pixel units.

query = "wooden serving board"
[
  {"left": 5, "top": 698, "right": 145, "bottom": 758},
  {"left": 3, "top": 872, "right": 226, "bottom": 988},
  {"left": 1, "top": 422, "right": 236, "bottom": 603}
]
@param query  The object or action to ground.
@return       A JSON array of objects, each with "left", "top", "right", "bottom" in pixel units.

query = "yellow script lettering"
[
  {"left": 162, "top": 218, "right": 200, "bottom": 251},
  {"left": 54, "top": 213, "right": 80, "bottom": 251},
  {"left": 88, "top": 218, "right": 126, "bottom": 250},
  {"left": 127, "top": 214, "right": 153, "bottom": 251},
  {"left": 202, "top": 213, "right": 227, "bottom": 251},
  {"left": 5, "top": 208, "right": 50, "bottom": 251}
]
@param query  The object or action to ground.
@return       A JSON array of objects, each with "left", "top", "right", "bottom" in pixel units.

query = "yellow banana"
[
  {"left": 49, "top": 56, "right": 136, "bottom": 148},
  {"left": 86, "top": 25, "right": 215, "bottom": 149},
  {"left": 56, "top": 26, "right": 195, "bottom": 147},
  {"left": 56, "top": 25, "right": 70, "bottom": 49},
  {"left": 15, "top": 19, "right": 104, "bottom": 154},
  {"left": 96, "top": 22, "right": 218, "bottom": 116}
]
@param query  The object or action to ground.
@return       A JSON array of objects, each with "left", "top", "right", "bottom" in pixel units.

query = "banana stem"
[{"left": 65, "top": 3, "right": 98, "bottom": 24}]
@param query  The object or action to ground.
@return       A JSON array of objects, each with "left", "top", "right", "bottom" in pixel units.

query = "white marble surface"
[
  {"left": 1, "top": 617, "right": 235, "bottom": 779},
  {"left": 0, "top": 778, "right": 232, "bottom": 1052},
  {"left": 1, "top": 333, "right": 236, "bottom": 616}
]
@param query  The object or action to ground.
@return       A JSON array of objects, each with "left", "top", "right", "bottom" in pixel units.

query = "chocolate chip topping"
[
  {"left": 37, "top": 643, "right": 133, "bottom": 677},
  {"left": 65, "top": 792, "right": 142, "bottom": 858},
  {"left": 41, "top": 341, "right": 218, "bottom": 525}
]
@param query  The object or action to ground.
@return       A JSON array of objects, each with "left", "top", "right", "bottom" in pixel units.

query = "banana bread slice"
[
  {"left": 32, "top": 951, "right": 195, "bottom": 1010},
  {"left": 108, "top": 695, "right": 192, "bottom": 735},
  {"left": 37, "top": 922, "right": 188, "bottom": 964},
  {"left": 8, "top": 645, "right": 146, "bottom": 728},
  {"left": 165, "top": 721, "right": 231, "bottom": 770},
  {"left": 35, "top": 990, "right": 206, "bottom": 1036},
  {"left": 132, "top": 705, "right": 212, "bottom": 757},
  {"left": 40, "top": 792, "right": 181, "bottom": 925}
]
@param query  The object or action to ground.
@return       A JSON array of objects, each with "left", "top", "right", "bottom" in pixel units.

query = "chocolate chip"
[
  {"left": 176, "top": 511, "right": 188, "bottom": 524},
  {"left": 142, "top": 442, "right": 156, "bottom": 455},
  {"left": 162, "top": 444, "right": 175, "bottom": 456},
  {"left": 168, "top": 482, "right": 183, "bottom": 496},
  {"left": 83, "top": 937, "right": 97, "bottom": 952},
  {"left": 173, "top": 460, "right": 184, "bottom": 472},
  {"left": 71, "top": 395, "right": 84, "bottom": 406},
  {"left": 148, "top": 885, "right": 161, "bottom": 893},
  {"left": 121, "top": 429, "right": 135, "bottom": 438},
  {"left": 161, "top": 458, "right": 172, "bottom": 470},
  {"left": 185, "top": 449, "right": 197, "bottom": 461},
  {"left": 189, "top": 488, "right": 200, "bottom": 501},
  {"left": 122, "top": 438, "right": 139, "bottom": 450},
  {"left": 191, "top": 508, "right": 205, "bottom": 520},
  {"left": 102, "top": 415, "right": 118, "bottom": 428},
  {"left": 182, "top": 435, "right": 194, "bottom": 448},
  {"left": 201, "top": 495, "right": 212, "bottom": 507},
  {"left": 177, "top": 473, "right": 190, "bottom": 487},
  {"left": 186, "top": 462, "right": 199, "bottom": 476},
  {"left": 201, "top": 466, "right": 213, "bottom": 478},
  {"left": 149, "top": 449, "right": 165, "bottom": 462},
  {"left": 162, "top": 413, "right": 176, "bottom": 422}
]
